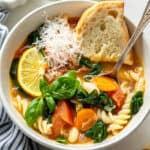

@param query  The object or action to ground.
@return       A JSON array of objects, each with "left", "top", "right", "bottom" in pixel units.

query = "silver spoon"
[{"left": 99, "top": 0, "right": 150, "bottom": 82}]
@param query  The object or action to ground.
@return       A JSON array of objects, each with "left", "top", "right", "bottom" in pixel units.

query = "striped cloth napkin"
[
  {"left": 0, "top": 5, "right": 41, "bottom": 150},
  {"left": 0, "top": 105, "right": 39, "bottom": 150}
]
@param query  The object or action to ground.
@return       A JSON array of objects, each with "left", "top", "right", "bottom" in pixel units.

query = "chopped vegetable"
[
  {"left": 109, "top": 89, "right": 125, "bottom": 109},
  {"left": 39, "top": 78, "right": 49, "bottom": 97},
  {"left": 52, "top": 113, "right": 66, "bottom": 138},
  {"left": 51, "top": 100, "right": 74, "bottom": 138},
  {"left": 27, "top": 28, "right": 41, "bottom": 45},
  {"left": 10, "top": 59, "right": 19, "bottom": 79},
  {"left": 56, "top": 137, "right": 68, "bottom": 144},
  {"left": 49, "top": 70, "right": 80, "bottom": 100},
  {"left": 76, "top": 86, "right": 89, "bottom": 98},
  {"left": 68, "top": 127, "right": 79, "bottom": 143},
  {"left": 25, "top": 98, "right": 44, "bottom": 125},
  {"left": 85, "top": 64, "right": 103, "bottom": 79},
  {"left": 85, "top": 120, "right": 107, "bottom": 143},
  {"left": 57, "top": 100, "right": 74, "bottom": 126},
  {"left": 131, "top": 91, "right": 143, "bottom": 115},
  {"left": 42, "top": 101, "right": 52, "bottom": 123},
  {"left": 75, "top": 109, "right": 97, "bottom": 131},
  {"left": 39, "top": 48, "right": 46, "bottom": 57},
  {"left": 76, "top": 89, "right": 116, "bottom": 112},
  {"left": 79, "top": 56, "right": 93, "bottom": 68},
  {"left": 79, "top": 56, "right": 102, "bottom": 79},
  {"left": 10, "top": 59, "right": 28, "bottom": 97},
  {"left": 45, "top": 96, "right": 56, "bottom": 113},
  {"left": 91, "top": 76, "right": 119, "bottom": 91},
  {"left": 99, "top": 92, "right": 116, "bottom": 112}
]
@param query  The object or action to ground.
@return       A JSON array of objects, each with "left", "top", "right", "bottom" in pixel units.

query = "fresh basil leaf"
[
  {"left": 39, "top": 78, "right": 49, "bottom": 96},
  {"left": 64, "top": 70, "right": 76, "bottom": 79},
  {"left": 25, "top": 98, "right": 44, "bottom": 125},
  {"left": 49, "top": 71, "right": 80, "bottom": 100},
  {"left": 45, "top": 96, "right": 56, "bottom": 113},
  {"left": 56, "top": 137, "right": 68, "bottom": 144},
  {"left": 131, "top": 91, "right": 143, "bottom": 115},
  {"left": 85, "top": 120, "right": 107, "bottom": 143}
]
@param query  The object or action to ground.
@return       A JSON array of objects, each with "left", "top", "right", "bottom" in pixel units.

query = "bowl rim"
[{"left": 0, "top": 0, "right": 150, "bottom": 149}]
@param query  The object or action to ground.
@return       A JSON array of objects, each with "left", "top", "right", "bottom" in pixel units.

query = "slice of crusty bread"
[{"left": 76, "top": 1, "right": 133, "bottom": 65}]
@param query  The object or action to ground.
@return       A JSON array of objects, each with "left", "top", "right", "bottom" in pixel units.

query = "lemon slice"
[{"left": 18, "top": 47, "right": 45, "bottom": 97}]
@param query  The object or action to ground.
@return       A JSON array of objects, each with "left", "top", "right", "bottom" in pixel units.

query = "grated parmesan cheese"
[{"left": 37, "top": 17, "right": 80, "bottom": 70}]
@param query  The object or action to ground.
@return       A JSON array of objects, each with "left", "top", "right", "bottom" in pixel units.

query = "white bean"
[
  {"left": 82, "top": 82, "right": 99, "bottom": 93},
  {"left": 68, "top": 127, "right": 79, "bottom": 143}
]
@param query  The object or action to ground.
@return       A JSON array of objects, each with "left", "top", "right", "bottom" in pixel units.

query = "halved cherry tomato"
[
  {"left": 91, "top": 76, "right": 119, "bottom": 92},
  {"left": 51, "top": 113, "right": 66, "bottom": 138},
  {"left": 51, "top": 100, "right": 74, "bottom": 138},
  {"left": 57, "top": 100, "right": 74, "bottom": 126},
  {"left": 109, "top": 89, "right": 125, "bottom": 109},
  {"left": 75, "top": 109, "right": 97, "bottom": 131}
]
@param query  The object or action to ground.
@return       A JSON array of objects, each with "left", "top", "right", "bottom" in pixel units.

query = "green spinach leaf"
[
  {"left": 79, "top": 56, "right": 102, "bottom": 79},
  {"left": 56, "top": 137, "right": 68, "bottom": 144},
  {"left": 99, "top": 92, "right": 116, "bottom": 112},
  {"left": 77, "top": 89, "right": 99, "bottom": 105},
  {"left": 131, "top": 91, "right": 143, "bottom": 115},
  {"left": 10, "top": 59, "right": 19, "bottom": 79},
  {"left": 76, "top": 89, "right": 115, "bottom": 112},
  {"left": 27, "top": 30, "right": 40, "bottom": 45},
  {"left": 76, "top": 86, "right": 88, "bottom": 99},
  {"left": 85, "top": 64, "right": 103, "bottom": 79},
  {"left": 85, "top": 120, "right": 107, "bottom": 143},
  {"left": 10, "top": 59, "right": 29, "bottom": 97},
  {"left": 79, "top": 56, "right": 93, "bottom": 68},
  {"left": 25, "top": 98, "right": 44, "bottom": 125}
]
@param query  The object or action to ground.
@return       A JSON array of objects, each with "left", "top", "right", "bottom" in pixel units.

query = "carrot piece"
[
  {"left": 51, "top": 113, "right": 66, "bottom": 138},
  {"left": 110, "top": 89, "right": 125, "bottom": 109},
  {"left": 57, "top": 100, "right": 74, "bottom": 126},
  {"left": 75, "top": 109, "right": 97, "bottom": 131},
  {"left": 91, "top": 76, "right": 119, "bottom": 92}
]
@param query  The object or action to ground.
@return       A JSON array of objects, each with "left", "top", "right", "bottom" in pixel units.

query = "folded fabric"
[{"left": 0, "top": 105, "right": 39, "bottom": 150}]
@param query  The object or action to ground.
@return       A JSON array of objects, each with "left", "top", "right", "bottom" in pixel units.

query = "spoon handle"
[{"left": 113, "top": 0, "right": 150, "bottom": 73}]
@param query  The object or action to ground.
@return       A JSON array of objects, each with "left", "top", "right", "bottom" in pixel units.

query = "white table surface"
[{"left": 1, "top": 0, "right": 150, "bottom": 149}]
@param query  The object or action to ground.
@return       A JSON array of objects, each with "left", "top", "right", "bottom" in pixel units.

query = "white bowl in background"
[{"left": 0, "top": 0, "right": 150, "bottom": 150}]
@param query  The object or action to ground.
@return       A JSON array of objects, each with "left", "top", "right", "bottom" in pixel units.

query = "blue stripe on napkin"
[{"left": 0, "top": 106, "right": 39, "bottom": 150}]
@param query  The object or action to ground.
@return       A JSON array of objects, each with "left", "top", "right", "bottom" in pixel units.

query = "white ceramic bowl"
[{"left": 0, "top": 1, "right": 150, "bottom": 150}]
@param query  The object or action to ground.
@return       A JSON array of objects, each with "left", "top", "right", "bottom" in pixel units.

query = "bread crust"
[{"left": 76, "top": 1, "right": 134, "bottom": 65}]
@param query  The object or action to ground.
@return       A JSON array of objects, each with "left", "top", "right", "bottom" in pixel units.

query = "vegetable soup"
[{"left": 9, "top": 16, "right": 145, "bottom": 144}]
